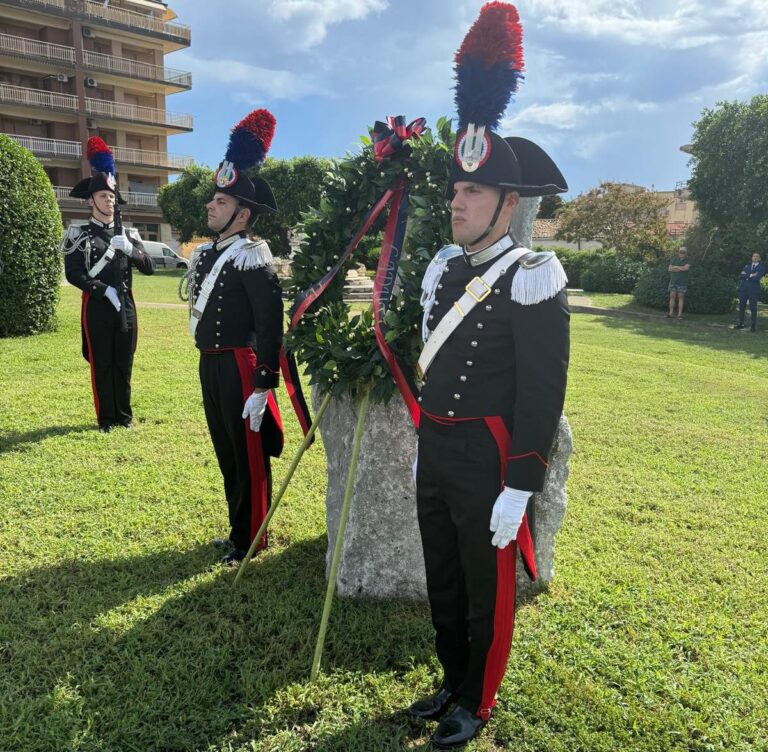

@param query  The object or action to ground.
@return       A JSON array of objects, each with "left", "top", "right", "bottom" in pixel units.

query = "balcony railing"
[
  {"left": 5, "top": 133, "right": 80, "bottom": 158},
  {"left": 82, "top": 50, "right": 191, "bottom": 87},
  {"left": 83, "top": 0, "right": 191, "bottom": 44},
  {"left": 5, "top": 0, "right": 66, "bottom": 10},
  {"left": 111, "top": 145, "right": 193, "bottom": 169},
  {"left": 56, "top": 185, "right": 159, "bottom": 209},
  {"left": 5, "top": 134, "right": 193, "bottom": 170},
  {"left": 85, "top": 97, "right": 192, "bottom": 129},
  {"left": 0, "top": 32, "right": 75, "bottom": 65},
  {"left": 0, "top": 82, "right": 77, "bottom": 112}
]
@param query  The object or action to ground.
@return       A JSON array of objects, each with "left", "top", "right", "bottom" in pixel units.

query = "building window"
[{"left": 133, "top": 222, "right": 159, "bottom": 241}]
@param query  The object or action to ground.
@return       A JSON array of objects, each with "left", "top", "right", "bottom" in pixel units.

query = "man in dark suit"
[{"left": 735, "top": 252, "right": 765, "bottom": 332}]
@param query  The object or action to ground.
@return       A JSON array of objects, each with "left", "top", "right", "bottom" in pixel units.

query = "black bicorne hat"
[
  {"left": 214, "top": 109, "right": 278, "bottom": 215},
  {"left": 448, "top": 2, "right": 567, "bottom": 197},
  {"left": 70, "top": 171, "right": 126, "bottom": 204},
  {"left": 448, "top": 131, "right": 567, "bottom": 196},
  {"left": 69, "top": 137, "right": 126, "bottom": 203}
]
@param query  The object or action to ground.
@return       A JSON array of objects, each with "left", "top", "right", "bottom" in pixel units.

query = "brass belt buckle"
[{"left": 465, "top": 276, "right": 491, "bottom": 302}]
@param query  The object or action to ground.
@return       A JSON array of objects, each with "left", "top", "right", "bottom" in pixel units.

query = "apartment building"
[{"left": 0, "top": 0, "right": 192, "bottom": 242}]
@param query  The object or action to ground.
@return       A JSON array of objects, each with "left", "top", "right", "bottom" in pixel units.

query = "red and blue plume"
[
  {"left": 86, "top": 136, "right": 115, "bottom": 175},
  {"left": 454, "top": 2, "right": 524, "bottom": 131},
  {"left": 224, "top": 109, "right": 276, "bottom": 170}
]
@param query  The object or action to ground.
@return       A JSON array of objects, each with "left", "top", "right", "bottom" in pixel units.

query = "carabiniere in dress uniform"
[
  {"left": 186, "top": 109, "right": 289, "bottom": 566},
  {"left": 61, "top": 137, "right": 154, "bottom": 432},
  {"left": 406, "top": 4, "right": 571, "bottom": 749}
]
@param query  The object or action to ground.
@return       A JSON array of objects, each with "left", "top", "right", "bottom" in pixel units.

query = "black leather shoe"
[
  {"left": 98, "top": 424, "right": 113, "bottom": 433},
  {"left": 734, "top": 323, "right": 745, "bottom": 329},
  {"left": 220, "top": 548, "right": 247, "bottom": 565},
  {"left": 407, "top": 687, "right": 457, "bottom": 720},
  {"left": 118, "top": 420, "right": 133, "bottom": 429},
  {"left": 211, "top": 537, "right": 234, "bottom": 550},
  {"left": 431, "top": 706, "right": 487, "bottom": 749}
]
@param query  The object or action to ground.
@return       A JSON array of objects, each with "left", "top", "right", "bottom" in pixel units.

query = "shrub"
[
  {"left": 633, "top": 263, "right": 736, "bottom": 314},
  {"left": 760, "top": 275, "right": 768, "bottom": 304},
  {"left": 582, "top": 253, "right": 644, "bottom": 293},
  {"left": 538, "top": 247, "right": 604, "bottom": 288},
  {"left": 0, "top": 135, "right": 63, "bottom": 337}
]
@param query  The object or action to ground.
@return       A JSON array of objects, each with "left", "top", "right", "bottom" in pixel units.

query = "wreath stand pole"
[
  {"left": 310, "top": 388, "right": 371, "bottom": 680},
  {"left": 233, "top": 390, "right": 333, "bottom": 585}
]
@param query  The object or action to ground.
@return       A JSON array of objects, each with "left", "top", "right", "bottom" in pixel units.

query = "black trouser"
[
  {"left": 199, "top": 350, "right": 272, "bottom": 551},
  {"left": 738, "top": 291, "right": 759, "bottom": 328},
  {"left": 82, "top": 292, "right": 137, "bottom": 428},
  {"left": 416, "top": 417, "right": 518, "bottom": 719}
]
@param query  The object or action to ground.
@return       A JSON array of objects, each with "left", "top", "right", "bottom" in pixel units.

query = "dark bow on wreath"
[{"left": 372, "top": 115, "right": 427, "bottom": 163}]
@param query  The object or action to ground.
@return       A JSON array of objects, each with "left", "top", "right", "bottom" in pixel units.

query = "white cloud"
[
  {"left": 524, "top": 0, "right": 768, "bottom": 50},
  {"left": 177, "top": 53, "right": 331, "bottom": 101},
  {"left": 265, "top": 0, "right": 389, "bottom": 49},
  {"left": 500, "top": 97, "right": 657, "bottom": 132}
]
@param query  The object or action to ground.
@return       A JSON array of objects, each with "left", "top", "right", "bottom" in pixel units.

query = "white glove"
[
  {"left": 242, "top": 390, "right": 269, "bottom": 432},
  {"left": 490, "top": 487, "right": 531, "bottom": 548},
  {"left": 104, "top": 285, "right": 121, "bottom": 312},
  {"left": 110, "top": 233, "right": 132, "bottom": 256}
]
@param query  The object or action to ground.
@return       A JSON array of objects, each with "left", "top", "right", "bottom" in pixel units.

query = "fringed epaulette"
[
  {"left": 421, "top": 245, "right": 462, "bottom": 304},
  {"left": 510, "top": 250, "right": 568, "bottom": 305},
  {"left": 190, "top": 241, "right": 213, "bottom": 268},
  {"left": 60, "top": 224, "right": 88, "bottom": 256},
  {"left": 231, "top": 239, "right": 273, "bottom": 271},
  {"left": 420, "top": 245, "right": 462, "bottom": 342}
]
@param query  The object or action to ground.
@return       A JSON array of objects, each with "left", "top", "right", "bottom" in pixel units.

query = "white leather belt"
[
  {"left": 416, "top": 247, "right": 529, "bottom": 381},
  {"left": 188, "top": 240, "right": 245, "bottom": 336},
  {"left": 88, "top": 246, "right": 115, "bottom": 278}
]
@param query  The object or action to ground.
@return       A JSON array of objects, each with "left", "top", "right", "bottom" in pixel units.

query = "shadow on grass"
[
  {"left": 311, "top": 711, "right": 434, "bottom": 752},
  {"left": 0, "top": 423, "right": 94, "bottom": 453},
  {"left": 590, "top": 310, "right": 767, "bottom": 359},
  {"left": 0, "top": 536, "right": 437, "bottom": 751}
]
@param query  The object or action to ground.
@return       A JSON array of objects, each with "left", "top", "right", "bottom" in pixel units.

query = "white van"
[{"left": 143, "top": 241, "right": 189, "bottom": 269}]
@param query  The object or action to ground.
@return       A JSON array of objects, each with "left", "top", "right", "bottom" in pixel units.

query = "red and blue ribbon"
[
  {"left": 372, "top": 116, "right": 426, "bottom": 163},
  {"left": 288, "top": 116, "right": 425, "bottom": 425}
]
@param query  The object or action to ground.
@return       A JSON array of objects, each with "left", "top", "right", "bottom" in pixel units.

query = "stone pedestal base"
[{"left": 314, "top": 390, "right": 572, "bottom": 601}]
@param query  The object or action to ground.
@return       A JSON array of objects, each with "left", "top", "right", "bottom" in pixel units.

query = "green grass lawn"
[
  {"left": 583, "top": 292, "right": 768, "bottom": 328},
  {"left": 1, "top": 276, "right": 767, "bottom": 751}
]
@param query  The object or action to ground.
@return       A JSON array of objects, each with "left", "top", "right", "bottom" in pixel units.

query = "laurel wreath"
[{"left": 286, "top": 117, "right": 455, "bottom": 403}]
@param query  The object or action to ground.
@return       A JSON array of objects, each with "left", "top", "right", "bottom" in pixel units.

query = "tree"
[
  {"left": 537, "top": 194, "right": 564, "bottom": 219},
  {"left": 687, "top": 95, "right": 768, "bottom": 273},
  {"left": 255, "top": 156, "right": 333, "bottom": 256},
  {"left": 0, "top": 135, "right": 63, "bottom": 337},
  {"left": 555, "top": 182, "right": 671, "bottom": 261},
  {"left": 157, "top": 164, "right": 215, "bottom": 244}
]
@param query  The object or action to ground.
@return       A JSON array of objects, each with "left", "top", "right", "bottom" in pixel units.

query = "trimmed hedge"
[
  {"left": 534, "top": 246, "right": 603, "bottom": 288},
  {"left": 582, "top": 253, "right": 644, "bottom": 294},
  {"left": 0, "top": 135, "right": 63, "bottom": 336},
  {"left": 633, "top": 263, "right": 736, "bottom": 314}
]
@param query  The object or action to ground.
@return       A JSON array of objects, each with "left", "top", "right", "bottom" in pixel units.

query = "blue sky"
[{"left": 166, "top": 0, "right": 768, "bottom": 198}]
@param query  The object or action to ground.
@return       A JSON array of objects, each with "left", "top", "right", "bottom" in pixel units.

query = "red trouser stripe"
[
  {"left": 479, "top": 544, "right": 517, "bottom": 720},
  {"left": 234, "top": 348, "right": 271, "bottom": 551},
  {"left": 81, "top": 292, "right": 99, "bottom": 419},
  {"left": 476, "top": 415, "right": 539, "bottom": 719}
]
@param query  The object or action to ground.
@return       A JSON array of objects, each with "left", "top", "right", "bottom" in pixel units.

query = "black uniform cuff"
[
  {"left": 253, "top": 364, "right": 279, "bottom": 389},
  {"left": 504, "top": 452, "right": 549, "bottom": 493}
]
